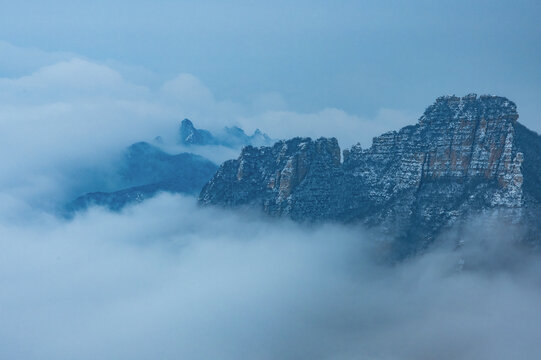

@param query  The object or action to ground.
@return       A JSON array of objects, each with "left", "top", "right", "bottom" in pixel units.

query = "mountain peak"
[
  {"left": 178, "top": 118, "right": 214, "bottom": 146},
  {"left": 421, "top": 94, "right": 518, "bottom": 127},
  {"left": 181, "top": 118, "right": 195, "bottom": 128}
]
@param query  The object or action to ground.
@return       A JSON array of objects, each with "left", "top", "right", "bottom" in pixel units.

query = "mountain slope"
[
  {"left": 67, "top": 142, "right": 218, "bottom": 213},
  {"left": 199, "top": 94, "right": 541, "bottom": 256}
]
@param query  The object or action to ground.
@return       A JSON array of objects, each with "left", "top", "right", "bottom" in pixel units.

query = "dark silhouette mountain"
[
  {"left": 67, "top": 142, "right": 218, "bottom": 213},
  {"left": 199, "top": 94, "right": 541, "bottom": 257},
  {"left": 178, "top": 119, "right": 272, "bottom": 148}
]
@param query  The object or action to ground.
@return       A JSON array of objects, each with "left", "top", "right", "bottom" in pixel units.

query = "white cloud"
[
  {"left": 0, "top": 58, "right": 150, "bottom": 103},
  {"left": 0, "top": 40, "right": 74, "bottom": 76},
  {"left": 161, "top": 73, "right": 214, "bottom": 105},
  {"left": 0, "top": 194, "right": 540, "bottom": 360},
  {"left": 0, "top": 57, "right": 168, "bottom": 206}
]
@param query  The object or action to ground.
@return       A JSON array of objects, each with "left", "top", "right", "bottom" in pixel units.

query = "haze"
[{"left": 1, "top": 1, "right": 541, "bottom": 359}]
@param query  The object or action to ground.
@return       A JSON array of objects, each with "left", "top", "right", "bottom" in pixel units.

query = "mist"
[
  {"left": 1, "top": 193, "right": 540, "bottom": 360},
  {"left": 2, "top": 39, "right": 541, "bottom": 360}
]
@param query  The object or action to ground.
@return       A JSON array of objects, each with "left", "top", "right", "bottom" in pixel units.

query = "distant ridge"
[
  {"left": 66, "top": 142, "right": 217, "bottom": 213},
  {"left": 178, "top": 118, "right": 272, "bottom": 148}
]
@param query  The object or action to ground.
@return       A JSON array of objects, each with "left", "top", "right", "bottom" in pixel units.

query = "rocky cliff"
[{"left": 199, "top": 94, "right": 541, "bottom": 256}]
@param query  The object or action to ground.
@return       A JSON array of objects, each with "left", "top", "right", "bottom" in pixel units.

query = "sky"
[{"left": 1, "top": 0, "right": 540, "bottom": 131}]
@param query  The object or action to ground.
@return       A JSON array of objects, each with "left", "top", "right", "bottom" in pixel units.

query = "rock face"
[{"left": 200, "top": 95, "right": 541, "bottom": 256}]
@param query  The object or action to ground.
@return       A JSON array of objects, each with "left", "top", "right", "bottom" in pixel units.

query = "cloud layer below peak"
[{"left": 1, "top": 194, "right": 541, "bottom": 360}]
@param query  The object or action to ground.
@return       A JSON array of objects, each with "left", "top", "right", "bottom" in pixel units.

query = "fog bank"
[{"left": 1, "top": 195, "right": 540, "bottom": 360}]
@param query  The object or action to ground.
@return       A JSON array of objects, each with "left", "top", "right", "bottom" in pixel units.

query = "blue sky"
[{"left": 1, "top": 0, "right": 540, "bottom": 130}]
